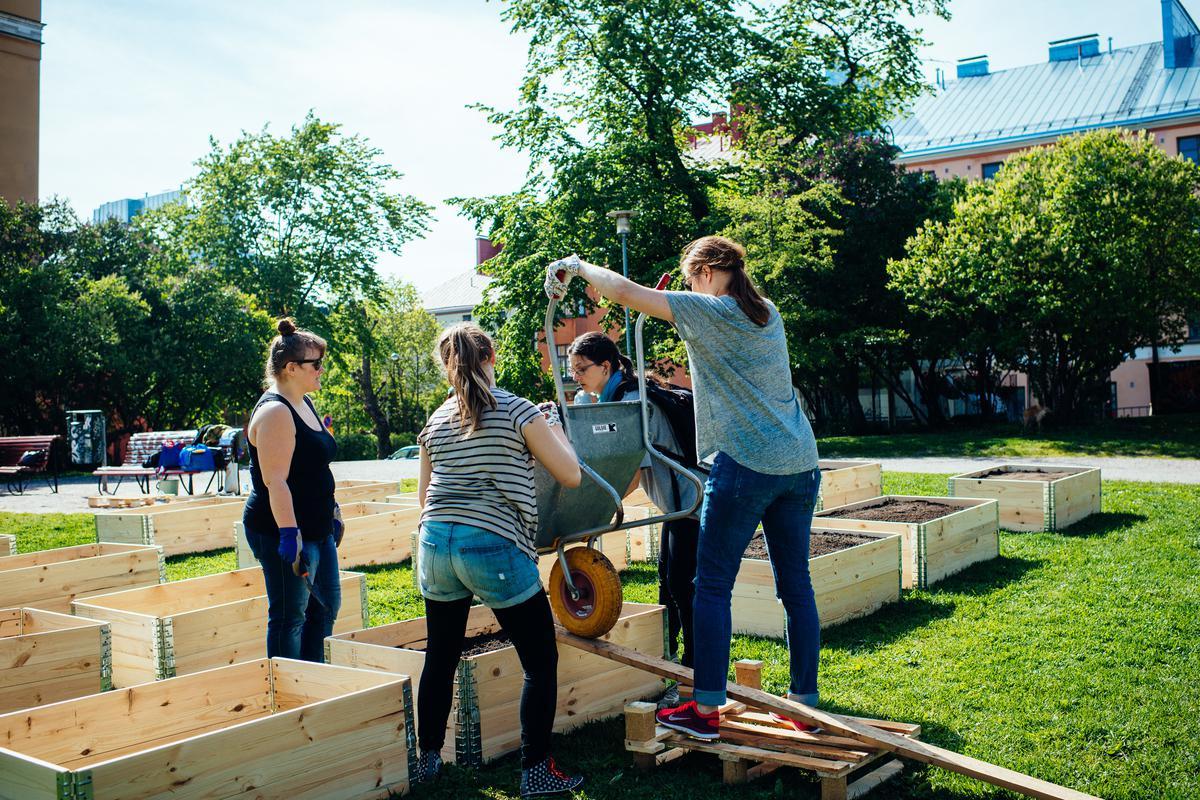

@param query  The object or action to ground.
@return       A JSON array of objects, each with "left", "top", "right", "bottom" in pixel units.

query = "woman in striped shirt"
[{"left": 412, "top": 323, "right": 585, "bottom": 798}]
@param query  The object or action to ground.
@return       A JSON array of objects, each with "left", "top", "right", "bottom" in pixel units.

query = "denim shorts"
[{"left": 418, "top": 519, "right": 542, "bottom": 609}]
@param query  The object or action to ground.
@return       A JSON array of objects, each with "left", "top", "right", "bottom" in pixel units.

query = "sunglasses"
[{"left": 293, "top": 357, "right": 324, "bottom": 371}]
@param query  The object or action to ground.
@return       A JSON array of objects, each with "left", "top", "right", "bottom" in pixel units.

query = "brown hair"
[
  {"left": 680, "top": 236, "right": 770, "bottom": 327},
  {"left": 435, "top": 323, "right": 496, "bottom": 435},
  {"left": 568, "top": 332, "right": 633, "bottom": 381},
  {"left": 265, "top": 318, "right": 327, "bottom": 386}
]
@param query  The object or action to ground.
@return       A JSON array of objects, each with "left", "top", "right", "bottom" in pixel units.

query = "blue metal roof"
[{"left": 892, "top": 41, "right": 1200, "bottom": 160}]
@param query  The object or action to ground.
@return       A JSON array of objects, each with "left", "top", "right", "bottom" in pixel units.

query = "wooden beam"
[{"left": 556, "top": 628, "right": 1101, "bottom": 800}]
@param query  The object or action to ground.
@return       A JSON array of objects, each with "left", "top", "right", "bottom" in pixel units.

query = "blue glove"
[
  {"left": 278, "top": 526, "right": 302, "bottom": 574},
  {"left": 332, "top": 503, "right": 344, "bottom": 548}
]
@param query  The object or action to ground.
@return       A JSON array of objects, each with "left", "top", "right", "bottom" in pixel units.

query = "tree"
[
  {"left": 153, "top": 112, "right": 433, "bottom": 327},
  {"left": 890, "top": 130, "right": 1200, "bottom": 419}
]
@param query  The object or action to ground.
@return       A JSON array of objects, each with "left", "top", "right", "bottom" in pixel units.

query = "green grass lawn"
[
  {"left": 1, "top": 474, "right": 1197, "bottom": 799},
  {"left": 817, "top": 413, "right": 1200, "bottom": 459}
]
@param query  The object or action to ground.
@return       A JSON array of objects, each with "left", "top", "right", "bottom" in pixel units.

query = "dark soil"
[
  {"left": 979, "top": 469, "right": 1076, "bottom": 481},
  {"left": 821, "top": 498, "right": 958, "bottom": 524},
  {"left": 405, "top": 630, "right": 513, "bottom": 656},
  {"left": 743, "top": 530, "right": 878, "bottom": 561}
]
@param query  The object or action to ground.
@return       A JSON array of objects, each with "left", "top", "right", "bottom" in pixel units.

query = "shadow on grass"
[
  {"left": 1053, "top": 511, "right": 1147, "bottom": 538},
  {"left": 925, "top": 554, "right": 1043, "bottom": 597},
  {"left": 822, "top": 596, "right": 956, "bottom": 653}
]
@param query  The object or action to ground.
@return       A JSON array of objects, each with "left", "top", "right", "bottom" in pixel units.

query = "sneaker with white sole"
[
  {"left": 655, "top": 700, "right": 720, "bottom": 740},
  {"left": 412, "top": 749, "right": 443, "bottom": 783},
  {"left": 656, "top": 684, "right": 680, "bottom": 709},
  {"left": 520, "top": 755, "right": 584, "bottom": 797}
]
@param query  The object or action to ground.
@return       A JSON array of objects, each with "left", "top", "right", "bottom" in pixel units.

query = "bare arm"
[
  {"left": 524, "top": 417, "right": 582, "bottom": 488},
  {"left": 575, "top": 261, "right": 674, "bottom": 323},
  {"left": 248, "top": 404, "right": 298, "bottom": 529},
  {"left": 418, "top": 445, "right": 432, "bottom": 508}
]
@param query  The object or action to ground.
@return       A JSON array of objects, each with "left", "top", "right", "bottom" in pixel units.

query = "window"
[
  {"left": 1179, "top": 135, "right": 1200, "bottom": 165},
  {"left": 555, "top": 344, "right": 572, "bottom": 380},
  {"left": 1188, "top": 314, "right": 1200, "bottom": 342},
  {"left": 981, "top": 161, "right": 1003, "bottom": 180},
  {"left": 461, "top": 313, "right": 472, "bottom": 322}
]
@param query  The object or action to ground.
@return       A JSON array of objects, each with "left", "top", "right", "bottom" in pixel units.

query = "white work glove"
[
  {"left": 537, "top": 401, "right": 562, "bottom": 428},
  {"left": 545, "top": 255, "right": 583, "bottom": 300}
]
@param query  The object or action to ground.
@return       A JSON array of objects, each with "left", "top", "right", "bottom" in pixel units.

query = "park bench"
[
  {"left": 92, "top": 430, "right": 225, "bottom": 495},
  {"left": 0, "top": 435, "right": 62, "bottom": 494}
]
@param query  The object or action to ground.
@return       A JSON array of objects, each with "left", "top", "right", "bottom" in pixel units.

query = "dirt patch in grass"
[
  {"left": 743, "top": 530, "right": 878, "bottom": 560},
  {"left": 822, "top": 498, "right": 958, "bottom": 523},
  {"left": 979, "top": 469, "right": 1077, "bottom": 481}
]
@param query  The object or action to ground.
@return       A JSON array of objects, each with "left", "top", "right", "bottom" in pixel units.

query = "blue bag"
[
  {"left": 157, "top": 441, "right": 186, "bottom": 471},
  {"left": 179, "top": 444, "right": 216, "bottom": 471}
]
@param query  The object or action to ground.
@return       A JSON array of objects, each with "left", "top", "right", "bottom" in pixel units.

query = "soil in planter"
[
  {"left": 406, "top": 630, "right": 514, "bottom": 656},
  {"left": 979, "top": 469, "right": 1076, "bottom": 481},
  {"left": 743, "top": 530, "right": 877, "bottom": 560},
  {"left": 822, "top": 498, "right": 958, "bottom": 523}
]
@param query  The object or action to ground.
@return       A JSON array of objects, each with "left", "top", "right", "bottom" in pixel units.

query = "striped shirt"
[{"left": 418, "top": 388, "right": 542, "bottom": 559}]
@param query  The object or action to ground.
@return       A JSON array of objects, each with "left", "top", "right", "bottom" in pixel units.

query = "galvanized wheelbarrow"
[{"left": 534, "top": 287, "right": 703, "bottom": 638}]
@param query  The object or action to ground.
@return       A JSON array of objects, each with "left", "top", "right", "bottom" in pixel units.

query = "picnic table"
[
  {"left": 0, "top": 435, "right": 61, "bottom": 494},
  {"left": 92, "top": 430, "right": 229, "bottom": 495}
]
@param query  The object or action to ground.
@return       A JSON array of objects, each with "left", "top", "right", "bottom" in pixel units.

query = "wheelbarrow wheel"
[{"left": 548, "top": 546, "right": 623, "bottom": 639}]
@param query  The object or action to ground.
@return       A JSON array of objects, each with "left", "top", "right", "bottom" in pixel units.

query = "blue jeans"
[
  {"left": 418, "top": 520, "right": 543, "bottom": 609},
  {"left": 692, "top": 453, "right": 822, "bottom": 708},
  {"left": 245, "top": 527, "right": 342, "bottom": 662}
]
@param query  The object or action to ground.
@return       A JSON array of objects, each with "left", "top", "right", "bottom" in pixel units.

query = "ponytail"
[
  {"left": 681, "top": 236, "right": 770, "bottom": 327},
  {"left": 434, "top": 323, "right": 496, "bottom": 435}
]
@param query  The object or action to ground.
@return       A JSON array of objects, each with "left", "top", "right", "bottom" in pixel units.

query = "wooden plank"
[
  {"left": 557, "top": 630, "right": 1102, "bottom": 800},
  {"left": 817, "top": 461, "right": 883, "bottom": 512},
  {"left": 334, "top": 479, "right": 402, "bottom": 504},
  {"left": 0, "top": 748, "right": 66, "bottom": 800},
  {"left": 0, "top": 544, "right": 162, "bottom": 614}
]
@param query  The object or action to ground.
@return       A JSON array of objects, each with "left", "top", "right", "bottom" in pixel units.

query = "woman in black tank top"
[{"left": 242, "top": 318, "right": 341, "bottom": 662}]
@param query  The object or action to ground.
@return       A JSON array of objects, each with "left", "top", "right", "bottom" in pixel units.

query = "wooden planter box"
[
  {"left": 947, "top": 464, "right": 1101, "bottom": 532},
  {"left": 731, "top": 530, "right": 902, "bottom": 638},
  {"left": 0, "top": 535, "right": 12, "bottom": 557},
  {"left": 817, "top": 460, "right": 883, "bottom": 511},
  {"left": 0, "top": 543, "right": 163, "bottom": 614},
  {"left": 385, "top": 492, "right": 420, "bottom": 506},
  {"left": 0, "top": 658, "right": 413, "bottom": 800},
  {"left": 235, "top": 501, "right": 418, "bottom": 569},
  {"left": 72, "top": 568, "right": 368, "bottom": 688},
  {"left": 335, "top": 479, "right": 402, "bottom": 503},
  {"left": 326, "top": 601, "right": 664, "bottom": 766},
  {"left": 814, "top": 496, "right": 999, "bottom": 590},
  {"left": 94, "top": 496, "right": 245, "bottom": 557},
  {"left": 0, "top": 608, "right": 111, "bottom": 714}
]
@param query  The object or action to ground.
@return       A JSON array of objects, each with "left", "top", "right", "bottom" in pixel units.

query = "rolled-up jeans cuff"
[
  {"left": 693, "top": 688, "right": 726, "bottom": 708},
  {"left": 788, "top": 691, "right": 819, "bottom": 707}
]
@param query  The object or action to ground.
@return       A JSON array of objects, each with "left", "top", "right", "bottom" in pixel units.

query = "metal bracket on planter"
[
  {"left": 142, "top": 517, "right": 155, "bottom": 546},
  {"left": 454, "top": 660, "right": 483, "bottom": 767},
  {"left": 402, "top": 679, "right": 418, "bottom": 780},
  {"left": 156, "top": 546, "right": 167, "bottom": 584},
  {"left": 156, "top": 617, "right": 177, "bottom": 680},
  {"left": 99, "top": 627, "right": 113, "bottom": 691},
  {"left": 73, "top": 771, "right": 94, "bottom": 800},
  {"left": 916, "top": 524, "right": 928, "bottom": 589},
  {"left": 1044, "top": 481, "right": 1055, "bottom": 532},
  {"left": 410, "top": 530, "right": 420, "bottom": 590},
  {"left": 322, "top": 639, "right": 332, "bottom": 665},
  {"left": 57, "top": 771, "right": 73, "bottom": 800},
  {"left": 359, "top": 576, "right": 370, "bottom": 629}
]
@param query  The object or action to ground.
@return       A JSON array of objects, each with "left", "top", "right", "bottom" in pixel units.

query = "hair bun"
[{"left": 276, "top": 318, "right": 297, "bottom": 337}]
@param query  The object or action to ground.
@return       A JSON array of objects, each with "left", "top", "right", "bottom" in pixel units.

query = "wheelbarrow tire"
[{"left": 549, "top": 546, "right": 623, "bottom": 639}]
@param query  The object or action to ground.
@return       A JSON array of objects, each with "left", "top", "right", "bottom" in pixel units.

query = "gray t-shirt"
[{"left": 665, "top": 291, "right": 819, "bottom": 475}]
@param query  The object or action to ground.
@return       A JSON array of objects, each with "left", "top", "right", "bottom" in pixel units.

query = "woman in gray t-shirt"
[{"left": 546, "top": 236, "right": 821, "bottom": 740}]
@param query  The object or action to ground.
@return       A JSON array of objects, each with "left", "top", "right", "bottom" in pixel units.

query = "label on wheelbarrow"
[{"left": 592, "top": 423, "right": 618, "bottom": 434}]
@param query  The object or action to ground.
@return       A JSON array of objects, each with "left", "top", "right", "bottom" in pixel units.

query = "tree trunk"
[
  {"left": 838, "top": 363, "right": 867, "bottom": 433},
  {"left": 357, "top": 354, "right": 392, "bottom": 458}
]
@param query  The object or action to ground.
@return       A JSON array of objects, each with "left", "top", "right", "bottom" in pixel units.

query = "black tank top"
[{"left": 243, "top": 392, "right": 338, "bottom": 541}]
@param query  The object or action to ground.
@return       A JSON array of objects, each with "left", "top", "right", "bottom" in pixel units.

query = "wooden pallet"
[{"left": 625, "top": 661, "right": 914, "bottom": 799}]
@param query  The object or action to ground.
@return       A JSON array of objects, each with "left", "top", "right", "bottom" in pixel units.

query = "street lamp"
[{"left": 606, "top": 209, "right": 638, "bottom": 355}]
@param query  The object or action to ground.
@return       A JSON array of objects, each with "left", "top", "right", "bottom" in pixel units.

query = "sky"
[{"left": 38, "top": 0, "right": 1175, "bottom": 293}]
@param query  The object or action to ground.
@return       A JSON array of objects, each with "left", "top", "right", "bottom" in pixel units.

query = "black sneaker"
[
  {"left": 412, "top": 750, "right": 443, "bottom": 784},
  {"left": 520, "top": 755, "right": 584, "bottom": 797}
]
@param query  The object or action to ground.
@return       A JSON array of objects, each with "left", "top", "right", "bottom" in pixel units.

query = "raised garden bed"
[
  {"left": 0, "top": 608, "right": 111, "bottom": 713},
  {"left": 335, "top": 479, "right": 402, "bottom": 503},
  {"left": 72, "top": 567, "right": 367, "bottom": 688},
  {"left": 94, "top": 495, "right": 245, "bottom": 557},
  {"left": 384, "top": 492, "right": 421, "bottom": 506},
  {"left": 814, "top": 496, "right": 999, "bottom": 590},
  {"left": 325, "top": 601, "right": 665, "bottom": 766},
  {"left": 731, "top": 529, "right": 901, "bottom": 638},
  {"left": 0, "top": 657, "right": 413, "bottom": 800},
  {"left": 235, "top": 501, "right": 418, "bottom": 569},
  {"left": 948, "top": 464, "right": 1101, "bottom": 531},
  {"left": 0, "top": 543, "right": 163, "bottom": 614},
  {"left": 816, "top": 460, "right": 883, "bottom": 511}
]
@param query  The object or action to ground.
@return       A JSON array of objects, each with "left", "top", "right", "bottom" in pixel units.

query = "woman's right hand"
[{"left": 545, "top": 255, "right": 583, "bottom": 299}]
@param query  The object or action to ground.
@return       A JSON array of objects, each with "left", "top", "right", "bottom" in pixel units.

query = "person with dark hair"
[
  {"left": 567, "top": 331, "right": 701, "bottom": 692},
  {"left": 412, "top": 322, "right": 585, "bottom": 796},
  {"left": 546, "top": 236, "right": 821, "bottom": 740},
  {"left": 242, "top": 317, "right": 342, "bottom": 663}
]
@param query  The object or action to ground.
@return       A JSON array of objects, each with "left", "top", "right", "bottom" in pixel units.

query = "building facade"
[
  {"left": 890, "top": 0, "right": 1200, "bottom": 415},
  {"left": 92, "top": 189, "right": 185, "bottom": 224},
  {"left": 0, "top": 0, "right": 42, "bottom": 206}
]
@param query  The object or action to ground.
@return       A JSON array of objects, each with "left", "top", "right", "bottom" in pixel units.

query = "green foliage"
[
  {"left": 890, "top": 129, "right": 1200, "bottom": 418},
  {"left": 333, "top": 432, "right": 378, "bottom": 461},
  {"left": 151, "top": 112, "right": 433, "bottom": 327}
]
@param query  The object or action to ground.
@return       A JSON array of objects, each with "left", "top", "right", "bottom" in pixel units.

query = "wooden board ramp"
[
  {"left": 626, "top": 660, "right": 914, "bottom": 799},
  {"left": 557, "top": 628, "right": 1101, "bottom": 800}
]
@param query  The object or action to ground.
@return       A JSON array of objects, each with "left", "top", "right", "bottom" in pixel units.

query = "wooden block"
[
  {"left": 0, "top": 543, "right": 163, "bottom": 614},
  {"left": 734, "top": 659, "right": 763, "bottom": 690},
  {"left": 625, "top": 701, "right": 658, "bottom": 742},
  {"left": 74, "top": 568, "right": 366, "bottom": 687},
  {"left": 722, "top": 755, "right": 750, "bottom": 784}
]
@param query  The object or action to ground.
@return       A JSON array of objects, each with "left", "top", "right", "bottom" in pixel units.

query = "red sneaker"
[
  {"left": 655, "top": 700, "right": 720, "bottom": 740},
  {"left": 769, "top": 710, "right": 822, "bottom": 734}
]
